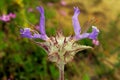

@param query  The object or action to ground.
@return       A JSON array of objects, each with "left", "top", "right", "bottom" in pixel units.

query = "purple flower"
[
  {"left": 20, "top": 6, "right": 48, "bottom": 40},
  {"left": 9, "top": 13, "right": 16, "bottom": 18},
  {"left": 20, "top": 7, "right": 100, "bottom": 75},
  {"left": 0, "top": 13, "right": 16, "bottom": 22},
  {"left": 47, "top": 2, "right": 53, "bottom": 7},
  {"left": 59, "top": 10, "right": 67, "bottom": 16},
  {"left": 0, "top": 14, "right": 10, "bottom": 22},
  {"left": 92, "top": 39, "right": 99, "bottom": 45},
  {"left": 60, "top": 0, "right": 67, "bottom": 6},
  {"left": 20, "top": 6, "right": 99, "bottom": 45},
  {"left": 28, "top": 8, "right": 33, "bottom": 12},
  {"left": 72, "top": 7, "right": 99, "bottom": 45},
  {"left": 35, "top": 25, "right": 39, "bottom": 30}
]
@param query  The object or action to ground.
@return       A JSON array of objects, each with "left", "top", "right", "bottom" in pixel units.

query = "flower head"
[{"left": 20, "top": 6, "right": 99, "bottom": 64}]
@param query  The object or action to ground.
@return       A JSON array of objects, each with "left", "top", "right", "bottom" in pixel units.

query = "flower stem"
[{"left": 58, "top": 63, "right": 65, "bottom": 80}]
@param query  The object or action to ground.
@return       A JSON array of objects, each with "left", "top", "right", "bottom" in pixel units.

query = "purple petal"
[
  {"left": 75, "top": 26, "right": 99, "bottom": 40},
  {"left": 73, "top": 7, "right": 80, "bottom": 17},
  {"left": 40, "top": 34, "right": 49, "bottom": 40},
  {"left": 32, "top": 34, "right": 48, "bottom": 40},
  {"left": 75, "top": 33, "right": 89, "bottom": 40},
  {"left": 72, "top": 7, "right": 81, "bottom": 37},
  {"left": 32, "top": 34, "right": 41, "bottom": 38},
  {"left": 36, "top": 6, "right": 46, "bottom": 35},
  {"left": 20, "top": 28, "right": 32, "bottom": 38},
  {"left": 20, "top": 28, "right": 48, "bottom": 40},
  {"left": 88, "top": 26, "right": 99, "bottom": 40}
]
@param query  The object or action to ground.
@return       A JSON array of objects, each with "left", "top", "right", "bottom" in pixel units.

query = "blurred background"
[{"left": 0, "top": 0, "right": 120, "bottom": 80}]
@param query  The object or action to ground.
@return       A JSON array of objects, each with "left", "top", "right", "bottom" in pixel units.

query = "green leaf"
[{"left": 83, "top": 73, "right": 90, "bottom": 80}]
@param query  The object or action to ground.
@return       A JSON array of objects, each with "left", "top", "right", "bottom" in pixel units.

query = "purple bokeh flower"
[
  {"left": 60, "top": 0, "right": 67, "bottom": 6},
  {"left": 92, "top": 39, "right": 99, "bottom": 45},
  {"left": 20, "top": 6, "right": 48, "bottom": 40},
  {"left": 72, "top": 7, "right": 99, "bottom": 45},
  {"left": 59, "top": 10, "right": 67, "bottom": 16},
  {"left": 47, "top": 2, "right": 53, "bottom": 7},
  {"left": 0, "top": 14, "right": 10, "bottom": 22},
  {"left": 28, "top": 8, "right": 33, "bottom": 12},
  {"left": 9, "top": 13, "right": 16, "bottom": 19},
  {"left": 35, "top": 25, "right": 39, "bottom": 30},
  {"left": 0, "top": 13, "right": 16, "bottom": 22}
]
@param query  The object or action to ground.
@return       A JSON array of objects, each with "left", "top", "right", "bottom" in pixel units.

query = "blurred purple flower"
[
  {"left": 0, "top": 13, "right": 16, "bottom": 22},
  {"left": 60, "top": 0, "right": 67, "bottom": 6},
  {"left": 92, "top": 39, "right": 99, "bottom": 45},
  {"left": 20, "top": 6, "right": 48, "bottom": 40},
  {"left": 72, "top": 7, "right": 99, "bottom": 45},
  {"left": 0, "top": 14, "right": 10, "bottom": 22},
  {"left": 35, "top": 25, "right": 39, "bottom": 30},
  {"left": 47, "top": 2, "right": 53, "bottom": 7},
  {"left": 28, "top": 8, "right": 33, "bottom": 12},
  {"left": 59, "top": 10, "right": 67, "bottom": 16},
  {"left": 9, "top": 13, "right": 16, "bottom": 18}
]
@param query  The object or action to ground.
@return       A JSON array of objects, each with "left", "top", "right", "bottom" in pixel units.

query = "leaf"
[{"left": 83, "top": 74, "right": 90, "bottom": 80}]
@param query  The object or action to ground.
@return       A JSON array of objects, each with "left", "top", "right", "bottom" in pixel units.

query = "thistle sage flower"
[{"left": 20, "top": 6, "right": 99, "bottom": 80}]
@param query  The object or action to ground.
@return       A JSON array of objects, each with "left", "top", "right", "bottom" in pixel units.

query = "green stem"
[{"left": 58, "top": 63, "right": 65, "bottom": 80}]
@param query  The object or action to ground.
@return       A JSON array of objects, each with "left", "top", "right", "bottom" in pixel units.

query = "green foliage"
[{"left": 83, "top": 74, "right": 90, "bottom": 80}]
